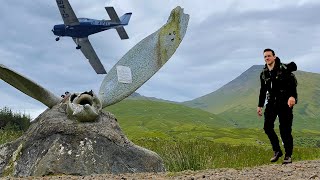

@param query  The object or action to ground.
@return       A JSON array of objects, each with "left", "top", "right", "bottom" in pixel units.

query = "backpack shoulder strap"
[{"left": 261, "top": 67, "right": 269, "bottom": 83}]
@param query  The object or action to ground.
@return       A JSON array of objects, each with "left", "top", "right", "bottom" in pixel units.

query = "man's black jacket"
[{"left": 258, "top": 57, "right": 298, "bottom": 107}]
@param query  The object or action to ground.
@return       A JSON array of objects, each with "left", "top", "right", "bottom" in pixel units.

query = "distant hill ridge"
[
  {"left": 127, "top": 92, "right": 176, "bottom": 103},
  {"left": 183, "top": 65, "right": 263, "bottom": 111}
]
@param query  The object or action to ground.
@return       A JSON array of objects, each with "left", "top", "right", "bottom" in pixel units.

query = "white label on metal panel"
[{"left": 116, "top": 66, "right": 132, "bottom": 83}]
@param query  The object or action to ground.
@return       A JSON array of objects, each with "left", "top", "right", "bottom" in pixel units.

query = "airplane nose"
[
  {"left": 52, "top": 26, "right": 57, "bottom": 32},
  {"left": 52, "top": 28, "right": 57, "bottom": 35}
]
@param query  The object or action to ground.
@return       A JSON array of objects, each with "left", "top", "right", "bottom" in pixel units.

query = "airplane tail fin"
[
  {"left": 119, "top": 13, "right": 132, "bottom": 25},
  {"left": 105, "top": 7, "right": 131, "bottom": 40}
]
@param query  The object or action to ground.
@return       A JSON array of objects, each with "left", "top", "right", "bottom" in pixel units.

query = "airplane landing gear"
[
  {"left": 55, "top": 37, "right": 60, "bottom": 41},
  {"left": 75, "top": 38, "right": 81, "bottom": 49}
]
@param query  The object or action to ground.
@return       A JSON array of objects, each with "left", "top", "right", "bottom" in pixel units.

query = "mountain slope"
[
  {"left": 183, "top": 65, "right": 320, "bottom": 130},
  {"left": 104, "top": 99, "right": 282, "bottom": 145},
  {"left": 105, "top": 100, "right": 232, "bottom": 140},
  {"left": 127, "top": 92, "right": 175, "bottom": 103}
]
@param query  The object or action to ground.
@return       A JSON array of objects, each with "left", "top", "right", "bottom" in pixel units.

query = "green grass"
[
  {"left": 0, "top": 106, "right": 31, "bottom": 145},
  {"left": 106, "top": 99, "right": 320, "bottom": 147},
  {"left": 106, "top": 99, "right": 232, "bottom": 140},
  {"left": 107, "top": 100, "right": 270, "bottom": 145},
  {"left": 134, "top": 138, "right": 320, "bottom": 172},
  {"left": 2, "top": 130, "right": 320, "bottom": 172},
  {"left": 0, "top": 129, "right": 24, "bottom": 145},
  {"left": 105, "top": 99, "right": 320, "bottom": 171},
  {"left": 0, "top": 106, "right": 31, "bottom": 131}
]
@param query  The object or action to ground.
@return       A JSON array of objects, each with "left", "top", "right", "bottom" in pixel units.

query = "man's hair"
[{"left": 263, "top": 48, "right": 275, "bottom": 56}]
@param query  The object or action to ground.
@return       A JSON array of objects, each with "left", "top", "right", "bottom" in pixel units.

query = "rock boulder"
[{"left": 0, "top": 104, "right": 165, "bottom": 177}]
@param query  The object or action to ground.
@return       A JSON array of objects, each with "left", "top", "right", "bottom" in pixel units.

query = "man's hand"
[
  {"left": 288, "top": 97, "right": 296, "bottom": 108},
  {"left": 257, "top": 107, "right": 263, "bottom": 117}
]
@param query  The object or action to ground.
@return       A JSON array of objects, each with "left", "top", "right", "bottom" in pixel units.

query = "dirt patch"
[{"left": 3, "top": 159, "right": 320, "bottom": 179}]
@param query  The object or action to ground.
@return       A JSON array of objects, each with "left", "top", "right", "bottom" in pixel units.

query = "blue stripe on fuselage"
[{"left": 52, "top": 19, "right": 119, "bottom": 38}]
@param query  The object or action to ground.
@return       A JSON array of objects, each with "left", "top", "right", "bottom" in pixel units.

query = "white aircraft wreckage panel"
[{"left": 116, "top": 66, "right": 132, "bottom": 84}]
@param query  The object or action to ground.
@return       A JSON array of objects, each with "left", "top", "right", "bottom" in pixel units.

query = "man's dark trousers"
[{"left": 264, "top": 102, "right": 293, "bottom": 157}]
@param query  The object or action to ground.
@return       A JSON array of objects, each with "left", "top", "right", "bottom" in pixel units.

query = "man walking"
[{"left": 257, "top": 48, "right": 298, "bottom": 164}]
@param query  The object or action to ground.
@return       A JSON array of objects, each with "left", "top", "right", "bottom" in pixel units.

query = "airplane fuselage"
[{"left": 52, "top": 18, "right": 124, "bottom": 38}]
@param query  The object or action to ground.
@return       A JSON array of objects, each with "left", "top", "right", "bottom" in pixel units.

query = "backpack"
[
  {"left": 279, "top": 62, "right": 298, "bottom": 88},
  {"left": 261, "top": 61, "right": 298, "bottom": 103},
  {"left": 261, "top": 62, "right": 297, "bottom": 87}
]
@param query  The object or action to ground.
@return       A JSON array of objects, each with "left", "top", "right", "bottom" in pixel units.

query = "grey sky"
[{"left": 1, "top": 0, "right": 320, "bottom": 118}]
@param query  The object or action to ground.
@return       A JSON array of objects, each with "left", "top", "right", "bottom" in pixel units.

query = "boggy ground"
[{"left": 2, "top": 159, "right": 320, "bottom": 180}]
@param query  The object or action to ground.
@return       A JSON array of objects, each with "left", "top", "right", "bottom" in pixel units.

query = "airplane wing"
[
  {"left": 55, "top": 0, "right": 80, "bottom": 26},
  {"left": 73, "top": 38, "right": 107, "bottom": 74}
]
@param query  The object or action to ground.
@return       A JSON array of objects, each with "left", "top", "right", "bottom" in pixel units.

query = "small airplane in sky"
[{"left": 52, "top": 0, "right": 132, "bottom": 74}]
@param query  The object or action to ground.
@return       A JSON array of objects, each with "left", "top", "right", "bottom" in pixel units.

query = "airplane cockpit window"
[{"left": 79, "top": 18, "right": 91, "bottom": 22}]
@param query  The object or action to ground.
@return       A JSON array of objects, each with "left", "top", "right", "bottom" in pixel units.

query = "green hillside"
[
  {"left": 105, "top": 99, "right": 272, "bottom": 145},
  {"left": 183, "top": 65, "right": 320, "bottom": 131},
  {"left": 106, "top": 100, "right": 228, "bottom": 139},
  {"left": 127, "top": 92, "right": 176, "bottom": 103},
  {"left": 105, "top": 99, "right": 320, "bottom": 147}
]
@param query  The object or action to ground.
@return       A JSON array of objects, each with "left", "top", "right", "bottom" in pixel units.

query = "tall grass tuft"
[
  {"left": 0, "top": 129, "right": 23, "bottom": 145},
  {"left": 0, "top": 106, "right": 31, "bottom": 131},
  {"left": 134, "top": 138, "right": 320, "bottom": 172},
  {"left": 0, "top": 106, "right": 31, "bottom": 145}
]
